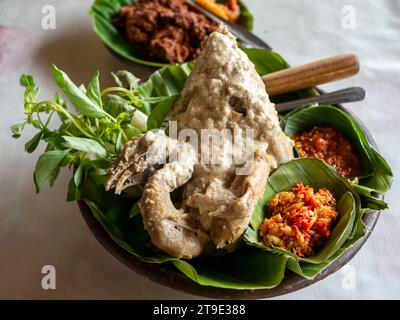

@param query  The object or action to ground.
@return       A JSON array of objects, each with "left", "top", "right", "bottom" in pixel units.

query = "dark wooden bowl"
[{"left": 78, "top": 105, "right": 381, "bottom": 299}]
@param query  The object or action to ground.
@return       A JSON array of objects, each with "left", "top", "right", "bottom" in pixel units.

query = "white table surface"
[{"left": 0, "top": 0, "right": 399, "bottom": 299}]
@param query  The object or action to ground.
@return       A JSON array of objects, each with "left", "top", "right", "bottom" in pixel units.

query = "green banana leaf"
[
  {"left": 281, "top": 104, "right": 393, "bottom": 204},
  {"left": 358, "top": 149, "right": 393, "bottom": 194},
  {"left": 90, "top": 0, "right": 254, "bottom": 67},
  {"left": 81, "top": 172, "right": 289, "bottom": 290},
  {"left": 139, "top": 62, "right": 194, "bottom": 99}
]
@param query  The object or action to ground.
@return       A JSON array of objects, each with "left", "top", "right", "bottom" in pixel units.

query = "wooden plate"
[{"left": 78, "top": 105, "right": 380, "bottom": 299}]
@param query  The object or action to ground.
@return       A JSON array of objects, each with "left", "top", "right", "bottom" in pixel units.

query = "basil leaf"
[
  {"left": 114, "top": 70, "right": 140, "bottom": 90},
  {"left": 25, "top": 131, "right": 43, "bottom": 153},
  {"left": 20, "top": 74, "right": 40, "bottom": 103},
  {"left": 147, "top": 96, "right": 178, "bottom": 130},
  {"left": 111, "top": 72, "right": 123, "bottom": 87},
  {"left": 115, "top": 131, "right": 122, "bottom": 154},
  {"left": 86, "top": 71, "right": 102, "bottom": 108},
  {"left": 129, "top": 201, "right": 141, "bottom": 219},
  {"left": 67, "top": 176, "right": 81, "bottom": 202},
  {"left": 102, "top": 94, "right": 131, "bottom": 117},
  {"left": 34, "top": 149, "right": 69, "bottom": 193},
  {"left": 125, "top": 124, "right": 142, "bottom": 138},
  {"left": 79, "top": 84, "right": 87, "bottom": 93},
  {"left": 62, "top": 136, "right": 107, "bottom": 158},
  {"left": 74, "top": 164, "right": 83, "bottom": 187},
  {"left": 11, "top": 123, "right": 26, "bottom": 138},
  {"left": 52, "top": 65, "right": 107, "bottom": 118},
  {"left": 20, "top": 74, "right": 35, "bottom": 87}
]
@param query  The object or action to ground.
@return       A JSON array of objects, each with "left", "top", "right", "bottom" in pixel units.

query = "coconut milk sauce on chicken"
[{"left": 106, "top": 25, "right": 293, "bottom": 259}]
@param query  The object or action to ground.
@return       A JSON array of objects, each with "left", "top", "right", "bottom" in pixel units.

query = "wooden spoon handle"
[{"left": 262, "top": 54, "right": 360, "bottom": 96}]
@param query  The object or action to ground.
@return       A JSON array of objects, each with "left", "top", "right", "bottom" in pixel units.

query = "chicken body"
[{"left": 106, "top": 25, "right": 293, "bottom": 258}]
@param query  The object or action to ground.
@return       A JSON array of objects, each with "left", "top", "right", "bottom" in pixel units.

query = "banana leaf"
[
  {"left": 244, "top": 158, "right": 364, "bottom": 278},
  {"left": 281, "top": 105, "right": 393, "bottom": 204},
  {"left": 82, "top": 172, "right": 289, "bottom": 289},
  {"left": 358, "top": 149, "right": 393, "bottom": 194},
  {"left": 90, "top": 0, "right": 254, "bottom": 67},
  {"left": 138, "top": 62, "right": 194, "bottom": 99}
]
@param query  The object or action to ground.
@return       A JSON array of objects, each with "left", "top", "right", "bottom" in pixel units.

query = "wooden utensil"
[
  {"left": 275, "top": 87, "right": 366, "bottom": 112},
  {"left": 263, "top": 54, "right": 360, "bottom": 96}
]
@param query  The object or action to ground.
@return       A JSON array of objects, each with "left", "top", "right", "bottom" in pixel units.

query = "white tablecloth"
[{"left": 0, "top": 0, "right": 398, "bottom": 299}]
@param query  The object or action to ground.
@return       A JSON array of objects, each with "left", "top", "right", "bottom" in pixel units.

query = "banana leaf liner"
[{"left": 90, "top": 0, "right": 254, "bottom": 67}]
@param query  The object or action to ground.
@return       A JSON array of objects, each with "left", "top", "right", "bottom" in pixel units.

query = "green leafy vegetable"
[
  {"left": 11, "top": 64, "right": 165, "bottom": 197},
  {"left": 112, "top": 70, "right": 140, "bottom": 90},
  {"left": 11, "top": 123, "right": 26, "bottom": 138},
  {"left": 62, "top": 136, "right": 108, "bottom": 158},
  {"left": 90, "top": 0, "right": 255, "bottom": 67},
  {"left": 147, "top": 96, "right": 178, "bottom": 130},
  {"left": 86, "top": 71, "right": 103, "bottom": 108},
  {"left": 34, "top": 149, "right": 70, "bottom": 193},
  {"left": 74, "top": 164, "right": 84, "bottom": 187},
  {"left": 102, "top": 94, "right": 131, "bottom": 117},
  {"left": 237, "top": 0, "right": 253, "bottom": 31},
  {"left": 25, "top": 131, "right": 43, "bottom": 153},
  {"left": 139, "top": 62, "right": 194, "bottom": 100},
  {"left": 52, "top": 64, "right": 109, "bottom": 119}
]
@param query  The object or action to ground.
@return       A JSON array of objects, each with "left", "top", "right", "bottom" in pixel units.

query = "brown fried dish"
[
  {"left": 291, "top": 126, "right": 362, "bottom": 178},
  {"left": 113, "top": 0, "right": 218, "bottom": 64}
]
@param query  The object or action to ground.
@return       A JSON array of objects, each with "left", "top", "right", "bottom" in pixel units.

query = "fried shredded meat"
[{"left": 113, "top": 0, "right": 218, "bottom": 64}]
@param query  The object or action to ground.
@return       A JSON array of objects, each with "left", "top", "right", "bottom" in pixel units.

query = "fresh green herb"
[
  {"left": 11, "top": 65, "right": 168, "bottom": 194},
  {"left": 34, "top": 149, "right": 70, "bottom": 193}
]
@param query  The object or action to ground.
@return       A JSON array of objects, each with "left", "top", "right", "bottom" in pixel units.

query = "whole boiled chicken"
[{"left": 105, "top": 25, "right": 293, "bottom": 259}]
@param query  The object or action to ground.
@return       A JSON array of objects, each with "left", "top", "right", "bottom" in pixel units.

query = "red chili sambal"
[{"left": 291, "top": 126, "right": 362, "bottom": 178}]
